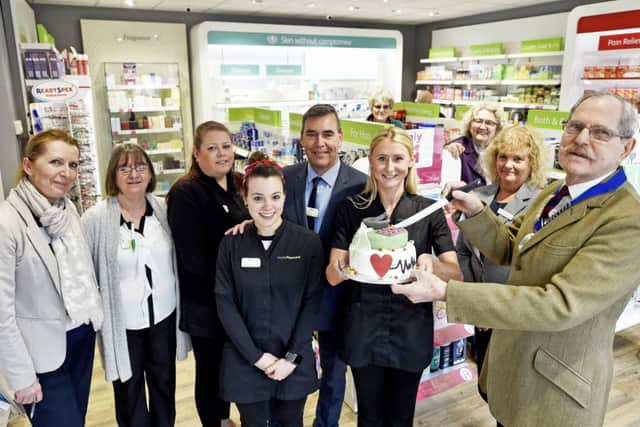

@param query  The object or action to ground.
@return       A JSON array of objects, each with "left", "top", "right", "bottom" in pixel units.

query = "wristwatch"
[{"left": 284, "top": 351, "right": 303, "bottom": 365}]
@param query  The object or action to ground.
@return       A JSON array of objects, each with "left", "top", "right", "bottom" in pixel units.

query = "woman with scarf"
[{"left": 0, "top": 129, "right": 103, "bottom": 427}]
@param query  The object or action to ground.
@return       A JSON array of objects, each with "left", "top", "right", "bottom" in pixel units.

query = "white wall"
[{"left": 431, "top": 13, "right": 568, "bottom": 54}]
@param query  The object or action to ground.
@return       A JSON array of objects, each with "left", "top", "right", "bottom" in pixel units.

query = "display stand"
[
  {"left": 104, "top": 62, "right": 187, "bottom": 196},
  {"left": 22, "top": 43, "right": 100, "bottom": 211}
]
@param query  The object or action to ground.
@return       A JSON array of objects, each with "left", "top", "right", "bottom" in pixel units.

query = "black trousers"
[
  {"left": 190, "top": 335, "right": 230, "bottom": 426},
  {"left": 112, "top": 312, "right": 177, "bottom": 427},
  {"left": 351, "top": 365, "right": 422, "bottom": 427},
  {"left": 236, "top": 397, "right": 307, "bottom": 427},
  {"left": 474, "top": 327, "right": 493, "bottom": 403}
]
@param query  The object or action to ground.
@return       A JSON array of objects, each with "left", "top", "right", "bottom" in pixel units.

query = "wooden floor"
[{"left": 9, "top": 325, "right": 640, "bottom": 426}]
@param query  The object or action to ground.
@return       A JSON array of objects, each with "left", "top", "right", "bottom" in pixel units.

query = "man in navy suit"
[{"left": 283, "top": 104, "right": 367, "bottom": 427}]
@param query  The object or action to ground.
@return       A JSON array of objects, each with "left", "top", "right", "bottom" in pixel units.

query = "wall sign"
[
  {"left": 527, "top": 110, "right": 569, "bottom": 130},
  {"left": 469, "top": 42, "right": 504, "bottom": 56},
  {"left": 429, "top": 47, "right": 456, "bottom": 59},
  {"left": 221, "top": 64, "right": 260, "bottom": 76},
  {"left": 598, "top": 32, "right": 640, "bottom": 51},
  {"left": 31, "top": 79, "right": 78, "bottom": 101},
  {"left": 520, "top": 37, "right": 564, "bottom": 53},
  {"left": 208, "top": 31, "right": 397, "bottom": 49}
]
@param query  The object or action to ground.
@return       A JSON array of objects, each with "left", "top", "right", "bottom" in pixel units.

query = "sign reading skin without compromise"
[
  {"left": 527, "top": 110, "right": 569, "bottom": 130},
  {"left": 208, "top": 31, "right": 397, "bottom": 49}
]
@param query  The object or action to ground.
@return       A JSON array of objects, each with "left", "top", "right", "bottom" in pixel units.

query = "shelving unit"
[
  {"left": 104, "top": 62, "right": 187, "bottom": 195},
  {"left": 417, "top": 47, "right": 564, "bottom": 119}
]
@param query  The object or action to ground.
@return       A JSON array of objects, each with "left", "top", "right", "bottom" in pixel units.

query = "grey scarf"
[{"left": 14, "top": 178, "right": 103, "bottom": 331}]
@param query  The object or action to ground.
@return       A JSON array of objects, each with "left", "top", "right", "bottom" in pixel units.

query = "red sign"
[
  {"left": 578, "top": 9, "right": 640, "bottom": 34},
  {"left": 599, "top": 32, "right": 640, "bottom": 51}
]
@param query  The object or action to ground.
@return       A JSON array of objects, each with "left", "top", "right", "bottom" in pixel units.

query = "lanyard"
[{"left": 534, "top": 168, "right": 627, "bottom": 231}]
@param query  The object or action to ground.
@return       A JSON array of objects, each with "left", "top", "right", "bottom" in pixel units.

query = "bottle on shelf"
[{"left": 128, "top": 111, "right": 137, "bottom": 130}]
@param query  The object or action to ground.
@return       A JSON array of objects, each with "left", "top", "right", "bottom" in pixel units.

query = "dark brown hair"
[
  {"left": 242, "top": 160, "right": 285, "bottom": 196},
  {"left": 104, "top": 143, "right": 156, "bottom": 196},
  {"left": 17, "top": 129, "right": 79, "bottom": 182}
]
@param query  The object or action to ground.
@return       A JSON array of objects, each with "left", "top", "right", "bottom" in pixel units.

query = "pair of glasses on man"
[
  {"left": 373, "top": 104, "right": 391, "bottom": 110},
  {"left": 118, "top": 164, "right": 149, "bottom": 174},
  {"left": 561, "top": 120, "right": 629, "bottom": 143},
  {"left": 471, "top": 118, "right": 498, "bottom": 127}
]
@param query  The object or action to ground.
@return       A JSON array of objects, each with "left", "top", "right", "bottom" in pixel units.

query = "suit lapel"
[
  {"left": 8, "top": 193, "right": 62, "bottom": 294},
  {"left": 291, "top": 164, "right": 308, "bottom": 226}
]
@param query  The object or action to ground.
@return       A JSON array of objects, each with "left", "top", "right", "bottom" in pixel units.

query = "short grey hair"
[
  {"left": 569, "top": 91, "right": 639, "bottom": 139},
  {"left": 368, "top": 88, "right": 395, "bottom": 109}
]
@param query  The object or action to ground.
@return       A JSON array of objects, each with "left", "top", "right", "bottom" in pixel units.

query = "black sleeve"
[
  {"left": 430, "top": 207, "right": 456, "bottom": 256},
  {"left": 167, "top": 184, "right": 213, "bottom": 277},
  {"left": 287, "top": 234, "right": 324, "bottom": 355},
  {"left": 215, "top": 236, "right": 263, "bottom": 365},
  {"left": 331, "top": 199, "right": 357, "bottom": 250}
]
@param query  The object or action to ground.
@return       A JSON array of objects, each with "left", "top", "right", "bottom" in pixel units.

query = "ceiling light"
[
  {"left": 306, "top": 2, "right": 315, "bottom": 7},
  {"left": 383, "top": 0, "right": 389, "bottom": 2},
  {"left": 124, "top": 0, "right": 134, "bottom": 7},
  {"left": 428, "top": 10, "right": 440, "bottom": 16},
  {"left": 251, "top": 0, "right": 263, "bottom": 4},
  {"left": 392, "top": 9, "right": 401, "bottom": 14},
  {"left": 348, "top": 5, "right": 360, "bottom": 11}
]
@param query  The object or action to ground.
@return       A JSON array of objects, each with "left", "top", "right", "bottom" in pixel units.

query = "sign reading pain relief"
[{"left": 598, "top": 32, "right": 640, "bottom": 51}]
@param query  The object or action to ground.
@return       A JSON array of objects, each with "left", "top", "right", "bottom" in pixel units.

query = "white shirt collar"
[{"left": 565, "top": 171, "right": 614, "bottom": 200}]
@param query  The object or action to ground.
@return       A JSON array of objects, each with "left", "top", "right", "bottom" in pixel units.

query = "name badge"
[
  {"left": 241, "top": 257, "right": 261, "bottom": 269},
  {"left": 222, "top": 204, "right": 229, "bottom": 213},
  {"left": 306, "top": 207, "right": 319, "bottom": 218},
  {"left": 496, "top": 208, "right": 514, "bottom": 221},
  {"left": 518, "top": 232, "right": 535, "bottom": 251}
]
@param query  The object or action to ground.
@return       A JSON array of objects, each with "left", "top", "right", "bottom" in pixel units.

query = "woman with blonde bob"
[
  {"left": 455, "top": 125, "right": 550, "bottom": 402},
  {"left": 326, "top": 127, "right": 462, "bottom": 427}
]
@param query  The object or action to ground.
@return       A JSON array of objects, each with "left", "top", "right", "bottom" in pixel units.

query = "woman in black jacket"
[
  {"left": 216, "top": 160, "right": 323, "bottom": 427},
  {"left": 167, "top": 121, "right": 249, "bottom": 427}
]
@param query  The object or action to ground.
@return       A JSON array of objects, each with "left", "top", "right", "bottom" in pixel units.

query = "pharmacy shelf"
[
  {"left": 112, "top": 126, "right": 182, "bottom": 136},
  {"left": 581, "top": 79, "right": 640, "bottom": 88},
  {"left": 146, "top": 148, "right": 183, "bottom": 155},
  {"left": 583, "top": 49, "right": 640, "bottom": 58},
  {"left": 158, "top": 168, "right": 185, "bottom": 175},
  {"left": 107, "top": 84, "right": 179, "bottom": 90},
  {"left": 419, "top": 57, "right": 459, "bottom": 64},
  {"left": 108, "top": 106, "right": 180, "bottom": 113},
  {"left": 417, "top": 363, "right": 477, "bottom": 401},
  {"left": 433, "top": 99, "right": 559, "bottom": 110},
  {"left": 458, "top": 54, "right": 508, "bottom": 61},
  {"left": 233, "top": 145, "right": 250, "bottom": 158},
  {"left": 216, "top": 98, "right": 368, "bottom": 108},
  {"left": 417, "top": 79, "right": 561, "bottom": 86},
  {"left": 507, "top": 51, "right": 565, "bottom": 59}
]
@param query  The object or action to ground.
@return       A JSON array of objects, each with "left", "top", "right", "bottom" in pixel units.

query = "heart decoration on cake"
[{"left": 370, "top": 254, "right": 393, "bottom": 278}]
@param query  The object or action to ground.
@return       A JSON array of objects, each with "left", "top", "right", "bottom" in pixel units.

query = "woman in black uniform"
[
  {"left": 326, "top": 127, "right": 463, "bottom": 427},
  {"left": 167, "top": 121, "right": 249, "bottom": 427},
  {"left": 215, "top": 160, "right": 323, "bottom": 427}
]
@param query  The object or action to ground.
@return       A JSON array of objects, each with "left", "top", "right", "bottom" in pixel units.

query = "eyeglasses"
[
  {"left": 561, "top": 120, "right": 627, "bottom": 143},
  {"left": 471, "top": 118, "right": 498, "bottom": 127},
  {"left": 118, "top": 164, "right": 148, "bottom": 174},
  {"left": 373, "top": 104, "right": 391, "bottom": 110}
]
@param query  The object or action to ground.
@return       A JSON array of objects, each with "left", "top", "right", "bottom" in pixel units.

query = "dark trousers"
[
  {"left": 351, "top": 365, "right": 422, "bottom": 427},
  {"left": 26, "top": 323, "right": 96, "bottom": 427},
  {"left": 474, "top": 327, "right": 492, "bottom": 403},
  {"left": 191, "top": 335, "right": 230, "bottom": 427},
  {"left": 313, "top": 329, "right": 346, "bottom": 427},
  {"left": 112, "top": 312, "right": 177, "bottom": 427},
  {"left": 237, "top": 397, "right": 307, "bottom": 427}
]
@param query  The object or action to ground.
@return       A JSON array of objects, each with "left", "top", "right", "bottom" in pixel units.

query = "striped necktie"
[{"left": 540, "top": 185, "right": 570, "bottom": 226}]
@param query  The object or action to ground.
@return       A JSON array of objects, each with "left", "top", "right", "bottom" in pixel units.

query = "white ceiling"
[{"left": 28, "top": 0, "right": 561, "bottom": 25}]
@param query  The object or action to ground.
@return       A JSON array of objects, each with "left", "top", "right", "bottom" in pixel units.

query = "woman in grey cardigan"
[{"left": 82, "top": 144, "right": 190, "bottom": 427}]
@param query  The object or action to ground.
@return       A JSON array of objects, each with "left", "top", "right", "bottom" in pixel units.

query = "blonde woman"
[{"left": 326, "top": 127, "right": 462, "bottom": 426}]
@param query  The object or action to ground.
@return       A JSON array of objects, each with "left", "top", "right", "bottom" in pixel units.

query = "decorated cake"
[{"left": 346, "top": 222, "right": 416, "bottom": 283}]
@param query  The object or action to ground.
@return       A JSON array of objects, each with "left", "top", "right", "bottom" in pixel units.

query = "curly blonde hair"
[
  {"left": 481, "top": 125, "right": 550, "bottom": 188},
  {"left": 461, "top": 102, "right": 506, "bottom": 140}
]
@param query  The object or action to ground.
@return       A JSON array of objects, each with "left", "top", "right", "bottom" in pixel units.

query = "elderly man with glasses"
[{"left": 392, "top": 91, "right": 640, "bottom": 427}]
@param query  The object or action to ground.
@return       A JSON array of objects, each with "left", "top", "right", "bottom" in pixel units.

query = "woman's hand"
[
  {"left": 266, "top": 359, "right": 297, "bottom": 381},
  {"left": 14, "top": 381, "right": 42, "bottom": 404},
  {"left": 444, "top": 142, "right": 465, "bottom": 159},
  {"left": 254, "top": 352, "right": 278, "bottom": 372},
  {"left": 326, "top": 249, "right": 349, "bottom": 286},
  {"left": 225, "top": 219, "right": 253, "bottom": 236}
]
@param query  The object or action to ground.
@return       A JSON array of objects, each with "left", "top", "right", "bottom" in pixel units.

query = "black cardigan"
[{"left": 167, "top": 172, "right": 249, "bottom": 338}]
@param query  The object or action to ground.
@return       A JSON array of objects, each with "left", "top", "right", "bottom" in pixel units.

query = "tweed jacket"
[
  {"left": 0, "top": 192, "right": 69, "bottom": 391},
  {"left": 446, "top": 176, "right": 640, "bottom": 427},
  {"left": 456, "top": 181, "right": 541, "bottom": 283},
  {"left": 81, "top": 195, "right": 191, "bottom": 382}
]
